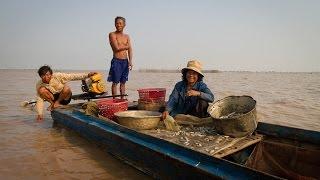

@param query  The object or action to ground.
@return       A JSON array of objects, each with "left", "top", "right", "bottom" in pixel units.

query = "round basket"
[
  {"left": 137, "top": 88, "right": 166, "bottom": 101},
  {"left": 208, "top": 96, "right": 257, "bottom": 137},
  {"left": 97, "top": 99, "right": 128, "bottom": 120},
  {"left": 114, "top": 110, "right": 161, "bottom": 130},
  {"left": 137, "top": 98, "right": 165, "bottom": 111}
]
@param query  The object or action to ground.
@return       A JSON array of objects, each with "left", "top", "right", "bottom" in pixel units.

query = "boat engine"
[{"left": 81, "top": 73, "right": 106, "bottom": 95}]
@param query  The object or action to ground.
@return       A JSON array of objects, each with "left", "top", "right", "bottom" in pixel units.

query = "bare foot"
[
  {"left": 47, "top": 104, "right": 53, "bottom": 111},
  {"left": 36, "top": 114, "right": 44, "bottom": 121}
]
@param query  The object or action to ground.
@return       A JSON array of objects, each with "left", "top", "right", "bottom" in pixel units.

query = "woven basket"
[
  {"left": 137, "top": 99, "right": 165, "bottom": 111},
  {"left": 208, "top": 96, "right": 257, "bottom": 137},
  {"left": 114, "top": 110, "right": 161, "bottom": 130}
]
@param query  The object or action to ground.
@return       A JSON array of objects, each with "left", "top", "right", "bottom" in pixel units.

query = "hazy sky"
[{"left": 0, "top": 0, "right": 319, "bottom": 72}]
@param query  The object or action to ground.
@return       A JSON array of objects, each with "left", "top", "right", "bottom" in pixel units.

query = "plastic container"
[
  {"left": 90, "top": 73, "right": 103, "bottom": 82},
  {"left": 97, "top": 99, "right": 128, "bottom": 120},
  {"left": 137, "top": 88, "right": 166, "bottom": 101}
]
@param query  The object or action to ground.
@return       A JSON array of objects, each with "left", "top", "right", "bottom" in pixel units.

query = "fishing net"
[{"left": 246, "top": 139, "right": 320, "bottom": 179}]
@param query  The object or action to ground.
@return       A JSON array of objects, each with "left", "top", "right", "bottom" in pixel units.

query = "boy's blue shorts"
[{"left": 107, "top": 57, "right": 129, "bottom": 83}]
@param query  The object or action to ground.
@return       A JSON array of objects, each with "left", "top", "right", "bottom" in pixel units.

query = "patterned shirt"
[{"left": 35, "top": 72, "right": 88, "bottom": 115}]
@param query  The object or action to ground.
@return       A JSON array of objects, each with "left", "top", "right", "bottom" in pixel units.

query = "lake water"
[{"left": 0, "top": 69, "right": 319, "bottom": 179}]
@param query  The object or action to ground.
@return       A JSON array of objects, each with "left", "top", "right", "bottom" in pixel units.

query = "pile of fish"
[{"left": 141, "top": 123, "right": 243, "bottom": 156}]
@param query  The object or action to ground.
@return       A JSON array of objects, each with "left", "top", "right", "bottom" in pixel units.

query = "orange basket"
[
  {"left": 137, "top": 88, "right": 166, "bottom": 101},
  {"left": 97, "top": 99, "right": 128, "bottom": 120}
]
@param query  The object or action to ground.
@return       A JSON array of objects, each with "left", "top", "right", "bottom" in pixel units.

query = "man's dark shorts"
[
  {"left": 53, "top": 93, "right": 72, "bottom": 105},
  {"left": 107, "top": 57, "right": 129, "bottom": 83}
]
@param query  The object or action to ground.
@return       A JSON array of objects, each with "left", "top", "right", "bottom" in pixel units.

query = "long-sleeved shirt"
[
  {"left": 166, "top": 81, "right": 214, "bottom": 117},
  {"left": 35, "top": 72, "right": 88, "bottom": 115}
]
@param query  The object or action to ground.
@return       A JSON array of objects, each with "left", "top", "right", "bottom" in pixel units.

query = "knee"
[
  {"left": 198, "top": 99, "right": 209, "bottom": 108},
  {"left": 38, "top": 87, "right": 49, "bottom": 95},
  {"left": 62, "top": 85, "right": 71, "bottom": 93}
]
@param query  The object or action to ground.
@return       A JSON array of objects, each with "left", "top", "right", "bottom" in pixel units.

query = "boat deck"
[
  {"left": 92, "top": 102, "right": 263, "bottom": 159},
  {"left": 141, "top": 124, "right": 262, "bottom": 158}
]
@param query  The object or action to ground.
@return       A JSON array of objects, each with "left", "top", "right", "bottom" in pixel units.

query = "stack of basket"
[{"left": 137, "top": 88, "right": 166, "bottom": 112}]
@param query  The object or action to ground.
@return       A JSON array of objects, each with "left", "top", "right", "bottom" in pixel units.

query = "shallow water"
[
  {"left": 0, "top": 69, "right": 319, "bottom": 179},
  {"left": 0, "top": 70, "right": 150, "bottom": 179}
]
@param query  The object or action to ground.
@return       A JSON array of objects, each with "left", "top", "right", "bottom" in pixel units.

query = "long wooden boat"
[{"left": 51, "top": 103, "right": 320, "bottom": 179}]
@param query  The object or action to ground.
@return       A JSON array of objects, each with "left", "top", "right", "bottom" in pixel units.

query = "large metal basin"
[
  {"left": 114, "top": 110, "right": 161, "bottom": 130},
  {"left": 208, "top": 96, "right": 257, "bottom": 137}
]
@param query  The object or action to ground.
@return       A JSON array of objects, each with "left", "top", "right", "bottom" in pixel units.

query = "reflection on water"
[{"left": 0, "top": 69, "right": 319, "bottom": 179}]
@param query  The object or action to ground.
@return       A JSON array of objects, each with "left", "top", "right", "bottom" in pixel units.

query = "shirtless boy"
[{"left": 107, "top": 16, "right": 133, "bottom": 98}]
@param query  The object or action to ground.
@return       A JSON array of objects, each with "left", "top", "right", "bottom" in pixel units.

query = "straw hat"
[{"left": 181, "top": 60, "right": 204, "bottom": 77}]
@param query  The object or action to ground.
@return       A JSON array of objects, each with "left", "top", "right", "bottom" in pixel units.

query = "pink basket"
[
  {"left": 97, "top": 99, "right": 128, "bottom": 120},
  {"left": 137, "top": 88, "right": 166, "bottom": 101}
]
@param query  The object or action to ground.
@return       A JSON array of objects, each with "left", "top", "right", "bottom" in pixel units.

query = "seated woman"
[{"left": 162, "top": 60, "right": 214, "bottom": 120}]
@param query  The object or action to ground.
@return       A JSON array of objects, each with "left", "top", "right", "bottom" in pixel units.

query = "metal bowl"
[{"left": 114, "top": 110, "right": 161, "bottom": 130}]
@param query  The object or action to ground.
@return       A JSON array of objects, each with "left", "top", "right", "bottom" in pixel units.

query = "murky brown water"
[
  {"left": 0, "top": 70, "right": 150, "bottom": 180},
  {"left": 0, "top": 69, "right": 319, "bottom": 179}
]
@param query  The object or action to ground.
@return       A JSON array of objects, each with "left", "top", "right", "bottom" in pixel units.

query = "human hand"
[
  {"left": 36, "top": 114, "right": 43, "bottom": 121},
  {"left": 162, "top": 111, "right": 169, "bottom": 120},
  {"left": 186, "top": 90, "right": 201, "bottom": 97},
  {"left": 88, "top": 72, "right": 97, "bottom": 77},
  {"left": 128, "top": 63, "right": 133, "bottom": 71}
]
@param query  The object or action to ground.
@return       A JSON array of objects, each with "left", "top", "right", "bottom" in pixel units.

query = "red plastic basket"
[
  {"left": 97, "top": 99, "right": 128, "bottom": 120},
  {"left": 137, "top": 88, "right": 166, "bottom": 101}
]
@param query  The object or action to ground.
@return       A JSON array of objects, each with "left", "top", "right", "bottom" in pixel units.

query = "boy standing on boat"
[
  {"left": 107, "top": 16, "right": 133, "bottom": 98},
  {"left": 35, "top": 65, "right": 97, "bottom": 121}
]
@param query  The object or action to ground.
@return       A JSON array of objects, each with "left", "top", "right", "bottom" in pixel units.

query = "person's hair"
[
  {"left": 115, "top": 16, "right": 126, "bottom": 24},
  {"left": 182, "top": 69, "right": 203, "bottom": 82},
  {"left": 38, "top": 65, "right": 53, "bottom": 77}
]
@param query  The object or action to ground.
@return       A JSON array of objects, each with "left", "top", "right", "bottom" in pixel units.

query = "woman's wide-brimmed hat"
[{"left": 181, "top": 60, "right": 204, "bottom": 77}]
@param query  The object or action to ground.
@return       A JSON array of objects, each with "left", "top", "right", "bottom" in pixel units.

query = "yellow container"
[
  {"left": 90, "top": 73, "right": 103, "bottom": 82},
  {"left": 89, "top": 81, "right": 106, "bottom": 94}
]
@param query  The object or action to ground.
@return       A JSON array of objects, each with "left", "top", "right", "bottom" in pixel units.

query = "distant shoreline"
[
  {"left": 137, "top": 69, "right": 220, "bottom": 73},
  {"left": 0, "top": 69, "right": 319, "bottom": 73}
]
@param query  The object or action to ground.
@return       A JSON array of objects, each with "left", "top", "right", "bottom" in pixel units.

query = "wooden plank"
[
  {"left": 213, "top": 134, "right": 263, "bottom": 158},
  {"left": 140, "top": 124, "right": 263, "bottom": 160}
]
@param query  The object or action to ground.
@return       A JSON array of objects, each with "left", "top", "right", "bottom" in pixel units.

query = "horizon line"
[{"left": 0, "top": 68, "right": 319, "bottom": 73}]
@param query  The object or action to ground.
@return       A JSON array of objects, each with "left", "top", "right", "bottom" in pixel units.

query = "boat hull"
[{"left": 51, "top": 108, "right": 277, "bottom": 179}]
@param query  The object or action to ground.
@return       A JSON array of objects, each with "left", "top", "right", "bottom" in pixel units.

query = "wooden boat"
[{"left": 51, "top": 103, "right": 320, "bottom": 179}]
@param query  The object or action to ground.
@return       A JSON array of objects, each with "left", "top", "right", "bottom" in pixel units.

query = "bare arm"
[
  {"left": 109, "top": 33, "right": 129, "bottom": 52},
  {"left": 35, "top": 96, "right": 44, "bottom": 121},
  {"left": 127, "top": 36, "right": 133, "bottom": 70}
]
